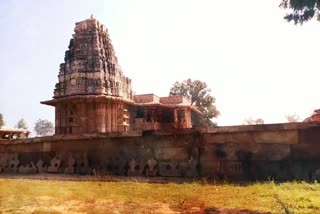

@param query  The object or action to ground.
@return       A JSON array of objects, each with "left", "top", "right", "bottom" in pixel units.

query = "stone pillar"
[
  {"left": 95, "top": 102, "right": 106, "bottom": 133},
  {"left": 173, "top": 108, "right": 178, "bottom": 128},
  {"left": 55, "top": 104, "right": 60, "bottom": 134},
  {"left": 87, "top": 101, "right": 95, "bottom": 133},
  {"left": 106, "top": 100, "right": 112, "bottom": 132},
  {"left": 186, "top": 109, "right": 192, "bottom": 128},
  {"left": 110, "top": 102, "right": 115, "bottom": 132},
  {"left": 79, "top": 101, "right": 87, "bottom": 133}
]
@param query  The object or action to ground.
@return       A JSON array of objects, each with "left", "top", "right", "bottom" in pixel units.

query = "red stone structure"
[
  {"left": 41, "top": 16, "right": 199, "bottom": 134},
  {"left": 304, "top": 109, "right": 320, "bottom": 122},
  {"left": 0, "top": 127, "right": 30, "bottom": 139}
]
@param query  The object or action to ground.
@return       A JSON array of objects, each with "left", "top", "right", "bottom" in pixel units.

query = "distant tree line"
[{"left": 0, "top": 113, "right": 54, "bottom": 136}]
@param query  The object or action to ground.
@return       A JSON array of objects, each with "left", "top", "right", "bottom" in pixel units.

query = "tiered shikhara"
[{"left": 42, "top": 16, "right": 200, "bottom": 134}]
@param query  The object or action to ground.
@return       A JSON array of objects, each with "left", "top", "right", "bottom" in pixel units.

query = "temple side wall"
[
  {"left": 55, "top": 100, "right": 127, "bottom": 134},
  {"left": 1, "top": 122, "right": 320, "bottom": 181}
]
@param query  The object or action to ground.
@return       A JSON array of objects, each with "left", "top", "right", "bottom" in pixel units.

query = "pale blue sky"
[{"left": 1, "top": 0, "right": 320, "bottom": 132}]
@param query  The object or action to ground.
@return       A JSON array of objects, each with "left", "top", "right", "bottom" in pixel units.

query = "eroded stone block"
[
  {"left": 220, "top": 161, "right": 244, "bottom": 180},
  {"left": 146, "top": 159, "right": 158, "bottom": 177},
  {"left": 47, "top": 157, "right": 61, "bottom": 173},
  {"left": 4, "top": 154, "right": 20, "bottom": 173},
  {"left": 111, "top": 158, "right": 127, "bottom": 176},
  {"left": 127, "top": 159, "right": 146, "bottom": 176},
  {"left": 180, "top": 157, "right": 198, "bottom": 178},
  {"left": 64, "top": 155, "right": 76, "bottom": 174},
  {"left": 75, "top": 154, "right": 90, "bottom": 174},
  {"left": 199, "top": 161, "right": 220, "bottom": 179},
  {"left": 18, "top": 162, "right": 37, "bottom": 174},
  {"left": 36, "top": 159, "right": 47, "bottom": 173},
  {"left": 158, "top": 161, "right": 181, "bottom": 177}
]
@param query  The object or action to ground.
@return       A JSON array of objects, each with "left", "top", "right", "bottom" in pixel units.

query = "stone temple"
[
  {"left": 2, "top": 16, "right": 320, "bottom": 181},
  {"left": 41, "top": 16, "right": 199, "bottom": 135}
]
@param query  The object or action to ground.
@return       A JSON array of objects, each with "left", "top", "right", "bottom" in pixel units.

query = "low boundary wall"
[{"left": 1, "top": 122, "right": 320, "bottom": 181}]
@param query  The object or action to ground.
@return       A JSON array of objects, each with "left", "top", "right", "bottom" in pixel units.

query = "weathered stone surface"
[
  {"left": 53, "top": 17, "right": 133, "bottom": 101},
  {"left": 64, "top": 155, "right": 76, "bottom": 174},
  {"left": 47, "top": 157, "right": 61, "bottom": 173},
  {"left": 202, "top": 130, "right": 298, "bottom": 145},
  {"left": 180, "top": 157, "right": 198, "bottom": 178},
  {"left": 3, "top": 153, "right": 19, "bottom": 173},
  {"left": 2, "top": 123, "right": 320, "bottom": 181},
  {"left": 18, "top": 162, "right": 37, "bottom": 174},
  {"left": 0, "top": 153, "right": 10, "bottom": 169},
  {"left": 291, "top": 144, "right": 320, "bottom": 161},
  {"left": 299, "top": 126, "right": 320, "bottom": 144},
  {"left": 158, "top": 161, "right": 181, "bottom": 177},
  {"left": 146, "top": 158, "right": 158, "bottom": 177},
  {"left": 253, "top": 130, "right": 298, "bottom": 144},
  {"left": 75, "top": 154, "right": 90, "bottom": 174},
  {"left": 203, "top": 132, "right": 254, "bottom": 144},
  {"left": 39, "top": 16, "right": 197, "bottom": 135},
  {"left": 220, "top": 161, "right": 245, "bottom": 180},
  {"left": 199, "top": 161, "right": 220, "bottom": 178},
  {"left": 155, "top": 147, "right": 189, "bottom": 162},
  {"left": 110, "top": 158, "right": 127, "bottom": 176},
  {"left": 36, "top": 159, "right": 47, "bottom": 173},
  {"left": 249, "top": 161, "right": 292, "bottom": 181},
  {"left": 127, "top": 159, "right": 146, "bottom": 176}
]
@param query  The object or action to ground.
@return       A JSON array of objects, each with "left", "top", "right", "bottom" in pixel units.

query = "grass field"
[{"left": 0, "top": 178, "right": 320, "bottom": 214}]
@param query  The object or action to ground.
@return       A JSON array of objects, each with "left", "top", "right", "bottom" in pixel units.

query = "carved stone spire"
[{"left": 54, "top": 17, "right": 133, "bottom": 100}]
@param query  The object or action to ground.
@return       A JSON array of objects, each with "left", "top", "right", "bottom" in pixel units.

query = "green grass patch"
[{"left": 0, "top": 179, "right": 319, "bottom": 213}]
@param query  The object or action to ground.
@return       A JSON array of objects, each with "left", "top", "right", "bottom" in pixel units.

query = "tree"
[
  {"left": 280, "top": 0, "right": 320, "bottom": 24},
  {"left": 34, "top": 119, "right": 54, "bottom": 136},
  {"left": 15, "top": 118, "right": 28, "bottom": 129},
  {"left": 285, "top": 114, "right": 301, "bottom": 122},
  {"left": 243, "top": 117, "right": 265, "bottom": 125},
  {"left": 169, "top": 79, "right": 220, "bottom": 127},
  {"left": 0, "top": 114, "right": 4, "bottom": 128}
]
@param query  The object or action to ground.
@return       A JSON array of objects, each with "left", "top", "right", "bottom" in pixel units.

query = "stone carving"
[
  {"left": 111, "top": 158, "right": 127, "bottom": 176},
  {"left": 18, "top": 162, "right": 37, "bottom": 174},
  {"left": 4, "top": 154, "right": 20, "bottom": 173},
  {"left": 127, "top": 159, "right": 146, "bottom": 176},
  {"left": 64, "top": 155, "right": 76, "bottom": 174},
  {"left": 0, "top": 153, "right": 10, "bottom": 171},
  {"left": 53, "top": 17, "right": 133, "bottom": 100},
  {"left": 47, "top": 157, "right": 61, "bottom": 173},
  {"left": 180, "top": 157, "right": 198, "bottom": 178},
  {"left": 146, "top": 159, "right": 158, "bottom": 177},
  {"left": 36, "top": 159, "right": 47, "bottom": 173},
  {"left": 158, "top": 161, "right": 181, "bottom": 177},
  {"left": 75, "top": 154, "right": 90, "bottom": 174}
]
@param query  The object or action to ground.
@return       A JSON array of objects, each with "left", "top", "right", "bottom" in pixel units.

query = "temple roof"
[
  {"left": 0, "top": 127, "right": 30, "bottom": 134},
  {"left": 52, "top": 16, "right": 133, "bottom": 100}
]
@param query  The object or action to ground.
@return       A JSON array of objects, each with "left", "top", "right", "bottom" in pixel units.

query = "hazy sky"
[{"left": 1, "top": 0, "right": 320, "bottom": 131}]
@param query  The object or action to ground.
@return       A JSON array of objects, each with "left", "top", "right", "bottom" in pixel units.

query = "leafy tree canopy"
[
  {"left": 285, "top": 114, "right": 301, "bottom": 122},
  {"left": 15, "top": 118, "right": 28, "bottom": 129},
  {"left": 169, "top": 79, "right": 219, "bottom": 128},
  {"left": 34, "top": 119, "right": 54, "bottom": 136},
  {"left": 280, "top": 0, "right": 320, "bottom": 24},
  {"left": 243, "top": 117, "right": 265, "bottom": 125},
  {"left": 0, "top": 114, "right": 4, "bottom": 128}
]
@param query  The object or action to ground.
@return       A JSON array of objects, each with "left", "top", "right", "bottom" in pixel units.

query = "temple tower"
[{"left": 42, "top": 16, "right": 133, "bottom": 134}]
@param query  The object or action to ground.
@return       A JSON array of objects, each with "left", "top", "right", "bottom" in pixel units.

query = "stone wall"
[
  {"left": 160, "top": 96, "right": 191, "bottom": 105},
  {"left": 1, "top": 122, "right": 320, "bottom": 181},
  {"left": 134, "top": 94, "right": 160, "bottom": 103}
]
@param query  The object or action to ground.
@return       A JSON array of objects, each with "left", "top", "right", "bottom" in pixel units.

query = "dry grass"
[{"left": 0, "top": 178, "right": 320, "bottom": 213}]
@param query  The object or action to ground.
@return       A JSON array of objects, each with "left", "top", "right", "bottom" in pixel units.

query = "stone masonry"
[{"left": 41, "top": 16, "right": 199, "bottom": 135}]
